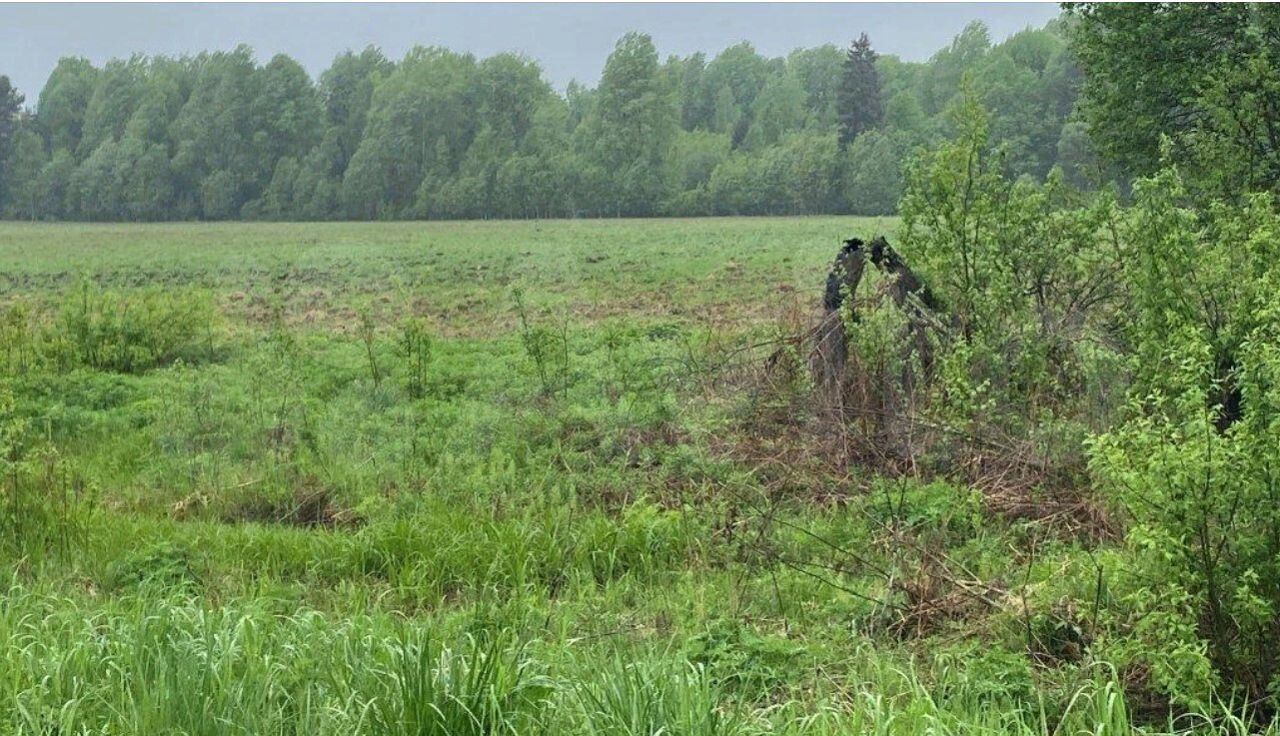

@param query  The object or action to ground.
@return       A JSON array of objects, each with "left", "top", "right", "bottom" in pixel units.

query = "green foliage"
[
  {"left": 1089, "top": 167, "right": 1280, "bottom": 709},
  {"left": 1066, "top": 3, "right": 1280, "bottom": 198},
  {"left": 0, "top": 389, "right": 93, "bottom": 563},
  {"left": 583, "top": 33, "right": 678, "bottom": 217},
  {"left": 898, "top": 84, "right": 1122, "bottom": 429},
  {"left": 573, "top": 656, "right": 740, "bottom": 736},
  {"left": 837, "top": 34, "right": 882, "bottom": 149},
  {"left": 2, "top": 216, "right": 1280, "bottom": 732},
  {"left": 1, "top": 284, "right": 218, "bottom": 384},
  {"left": 838, "top": 88, "right": 1280, "bottom": 718},
  {"left": 0, "top": 75, "right": 24, "bottom": 206},
  {"left": 370, "top": 632, "right": 551, "bottom": 736},
  {"left": 36, "top": 57, "right": 97, "bottom": 154},
  {"left": 513, "top": 287, "right": 574, "bottom": 399},
  {"left": 400, "top": 317, "right": 434, "bottom": 400},
  {"left": 105, "top": 540, "right": 201, "bottom": 593},
  {"left": 842, "top": 129, "right": 904, "bottom": 215},
  {"left": 2, "top": 125, "right": 45, "bottom": 221},
  {"left": 683, "top": 620, "right": 804, "bottom": 697},
  {"left": 2, "top": 20, "right": 1084, "bottom": 221},
  {"left": 50, "top": 283, "right": 218, "bottom": 374},
  {"left": 933, "top": 644, "right": 1036, "bottom": 708}
]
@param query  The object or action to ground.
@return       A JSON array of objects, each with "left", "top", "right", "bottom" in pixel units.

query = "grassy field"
[
  {"left": 0, "top": 219, "right": 887, "bottom": 332},
  {"left": 0, "top": 218, "right": 1248, "bottom": 734}
]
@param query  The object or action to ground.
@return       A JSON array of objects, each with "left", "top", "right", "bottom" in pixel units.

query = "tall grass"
[
  {"left": 369, "top": 633, "right": 551, "bottom": 736},
  {"left": 573, "top": 655, "right": 739, "bottom": 736},
  {"left": 2, "top": 582, "right": 1280, "bottom": 735}
]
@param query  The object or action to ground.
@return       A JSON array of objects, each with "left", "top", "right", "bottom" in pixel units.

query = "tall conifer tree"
[{"left": 837, "top": 33, "right": 882, "bottom": 148}]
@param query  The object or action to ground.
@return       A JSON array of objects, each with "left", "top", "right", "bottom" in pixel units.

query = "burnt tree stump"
[
  {"left": 814, "top": 236, "right": 942, "bottom": 385},
  {"left": 810, "top": 235, "right": 950, "bottom": 468}
]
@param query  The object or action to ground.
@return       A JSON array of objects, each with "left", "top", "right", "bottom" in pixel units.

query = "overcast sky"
[{"left": 2, "top": 2, "right": 1062, "bottom": 103}]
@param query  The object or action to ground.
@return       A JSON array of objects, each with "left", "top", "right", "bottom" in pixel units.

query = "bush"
[
  {"left": 821, "top": 84, "right": 1122, "bottom": 482},
  {"left": 1090, "top": 171, "right": 1280, "bottom": 710},
  {"left": 2, "top": 282, "right": 219, "bottom": 376},
  {"left": 51, "top": 282, "right": 218, "bottom": 373},
  {"left": 899, "top": 87, "right": 1121, "bottom": 426}
]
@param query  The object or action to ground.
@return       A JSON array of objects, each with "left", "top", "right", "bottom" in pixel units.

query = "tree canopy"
[
  {"left": 1066, "top": 3, "right": 1280, "bottom": 198},
  {"left": 1, "top": 21, "right": 1085, "bottom": 221}
]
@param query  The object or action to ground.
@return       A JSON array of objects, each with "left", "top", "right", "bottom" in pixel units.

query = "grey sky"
[{"left": 2, "top": 2, "right": 1062, "bottom": 103}]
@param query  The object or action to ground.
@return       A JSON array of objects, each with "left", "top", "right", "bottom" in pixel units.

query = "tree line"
[{"left": 0, "top": 19, "right": 1088, "bottom": 221}]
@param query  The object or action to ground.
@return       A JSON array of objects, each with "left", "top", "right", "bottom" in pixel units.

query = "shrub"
[
  {"left": 898, "top": 84, "right": 1122, "bottom": 428},
  {"left": 3, "top": 282, "right": 220, "bottom": 377},
  {"left": 49, "top": 281, "right": 219, "bottom": 373},
  {"left": 821, "top": 83, "right": 1123, "bottom": 484},
  {"left": 1090, "top": 171, "right": 1280, "bottom": 710}
]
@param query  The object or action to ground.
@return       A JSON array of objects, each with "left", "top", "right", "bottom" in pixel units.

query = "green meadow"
[{"left": 0, "top": 218, "right": 1262, "bottom": 735}]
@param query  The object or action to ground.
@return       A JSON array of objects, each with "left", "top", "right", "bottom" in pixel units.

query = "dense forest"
[{"left": 0, "top": 19, "right": 1090, "bottom": 221}]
